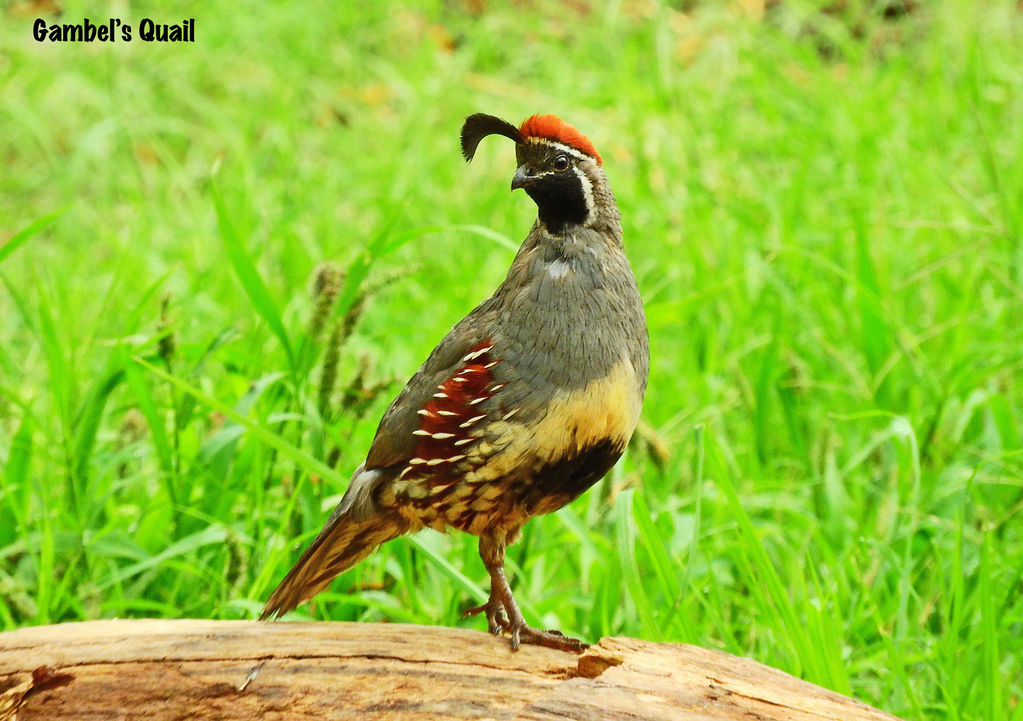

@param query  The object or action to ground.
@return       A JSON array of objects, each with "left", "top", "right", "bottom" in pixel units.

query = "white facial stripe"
[
  {"left": 525, "top": 137, "right": 594, "bottom": 163},
  {"left": 572, "top": 166, "right": 595, "bottom": 217}
]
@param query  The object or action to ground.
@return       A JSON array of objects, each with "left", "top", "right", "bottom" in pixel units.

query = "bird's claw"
[
  {"left": 465, "top": 600, "right": 586, "bottom": 652},
  {"left": 514, "top": 623, "right": 589, "bottom": 653},
  {"left": 463, "top": 599, "right": 509, "bottom": 635}
]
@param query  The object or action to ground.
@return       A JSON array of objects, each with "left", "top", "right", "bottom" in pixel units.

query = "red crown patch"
[{"left": 518, "top": 114, "right": 602, "bottom": 165}]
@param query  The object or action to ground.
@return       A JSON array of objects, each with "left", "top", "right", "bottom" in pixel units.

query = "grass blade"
[
  {"left": 0, "top": 209, "right": 64, "bottom": 265},
  {"left": 631, "top": 490, "right": 683, "bottom": 635},
  {"left": 133, "top": 355, "right": 343, "bottom": 486},
  {"left": 1, "top": 412, "right": 34, "bottom": 548},
  {"left": 615, "top": 488, "right": 658, "bottom": 641},
  {"left": 121, "top": 346, "right": 174, "bottom": 478},
  {"left": 404, "top": 536, "right": 487, "bottom": 604},
  {"left": 98, "top": 524, "right": 230, "bottom": 591},
  {"left": 211, "top": 182, "right": 294, "bottom": 367},
  {"left": 70, "top": 364, "right": 126, "bottom": 488}
]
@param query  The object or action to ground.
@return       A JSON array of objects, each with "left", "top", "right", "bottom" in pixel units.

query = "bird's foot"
[
  {"left": 474, "top": 540, "right": 589, "bottom": 653},
  {"left": 464, "top": 599, "right": 585, "bottom": 652},
  {"left": 509, "top": 622, "right": 589, "bottom": 653},
  {"left": 463, "top": 598, "right": 510, "bottom": 635}
]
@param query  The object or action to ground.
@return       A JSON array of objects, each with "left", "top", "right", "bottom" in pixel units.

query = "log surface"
[{"left": 0, "top": 619, "right": 902, "bottom": 720}]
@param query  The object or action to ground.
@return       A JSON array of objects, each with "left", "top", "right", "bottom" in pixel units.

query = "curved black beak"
[{"left": 511, "top": 165, "right": 534, "bottom": 191}]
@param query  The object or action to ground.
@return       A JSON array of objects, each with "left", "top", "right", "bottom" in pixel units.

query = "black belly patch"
[{"left": 519, "top": 438, "right": 624, "bottom": 516}]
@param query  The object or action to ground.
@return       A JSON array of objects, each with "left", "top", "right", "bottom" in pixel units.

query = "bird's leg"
[
  {"left": 474, "top": 536, "right": 589, "bottom": 653},
  {"left": 463, "top": 531, "right": 513, "bottom": 634},
  {"left": 464, "top": 534, "right": 510, "bottom": 633}
]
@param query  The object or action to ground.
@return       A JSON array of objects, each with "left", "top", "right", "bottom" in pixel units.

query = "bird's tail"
[{"left": 260, "top": 467, "right": 407, "bottom": 620}]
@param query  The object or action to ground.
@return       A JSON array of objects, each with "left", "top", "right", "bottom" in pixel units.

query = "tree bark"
[{"left": 0, "top": 619, "right": 902, "bottom": 720}]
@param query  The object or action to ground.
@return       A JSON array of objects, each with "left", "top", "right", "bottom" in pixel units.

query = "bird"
[{"left": 260, "top": 113, "right": 649, "bottom": 652}]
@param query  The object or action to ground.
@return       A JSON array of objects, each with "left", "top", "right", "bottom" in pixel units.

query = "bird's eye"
[{"left": 554, "top": 155, "right": 570, "bottom": 171}]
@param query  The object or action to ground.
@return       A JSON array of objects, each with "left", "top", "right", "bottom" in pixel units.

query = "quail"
[{"left": 261, "top": 113, "right": 649, "bottom": 652}]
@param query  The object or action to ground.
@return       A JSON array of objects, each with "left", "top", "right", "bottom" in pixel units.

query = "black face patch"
[
  {"left": 516, "top": 143, "right": 592, "bottom": 235},
  {"left": 525, "top": 172, "right": 589, "bottom": 235}
]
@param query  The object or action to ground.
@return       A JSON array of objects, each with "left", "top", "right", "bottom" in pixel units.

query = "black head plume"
[{"left": 460, "top": 114, "right": 524, "bottom": 162}]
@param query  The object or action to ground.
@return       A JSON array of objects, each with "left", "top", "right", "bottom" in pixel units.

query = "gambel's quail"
[{"left": 261, "top": 113, "right": 649, "bottom": 652}]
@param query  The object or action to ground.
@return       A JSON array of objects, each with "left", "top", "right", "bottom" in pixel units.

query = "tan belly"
[
  {"left": 466, "top": 352, "right": 642, "bottom": 478},
  {"left": 393, "top": 353, "right": 642, "bottom": 536}
]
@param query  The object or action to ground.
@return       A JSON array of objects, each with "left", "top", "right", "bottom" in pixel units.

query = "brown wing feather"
[
  {"left": 366, "top": 320, "right": 492, "bottom": 468},
  {"left": 262, "top": 321, "right": 495, "bottom": 619}
]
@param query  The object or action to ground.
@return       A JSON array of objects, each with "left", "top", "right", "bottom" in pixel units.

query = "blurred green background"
[{"left": 1, "top": 1, "right": 1021, "bottom": 718}]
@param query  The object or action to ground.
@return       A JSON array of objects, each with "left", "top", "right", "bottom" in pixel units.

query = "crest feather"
[
  {"left": 461, "top": 114, "right": 524, "bottom": 162},
  {"left": 519, "top": 114, "right": 602, "bottom": 165}
]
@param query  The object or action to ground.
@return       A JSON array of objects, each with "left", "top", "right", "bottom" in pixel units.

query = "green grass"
[{"left": 2, "top": 1, "right": 1022, "bottom": 718}]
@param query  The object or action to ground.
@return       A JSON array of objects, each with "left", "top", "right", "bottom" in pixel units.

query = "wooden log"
[{"left": 0, "top": 619, "right": 902, "bottom": 720}]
